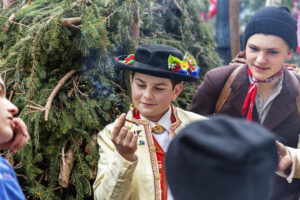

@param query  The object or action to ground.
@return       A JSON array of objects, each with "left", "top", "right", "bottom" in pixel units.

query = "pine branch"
[
  {"left": 45, "top": 70, "right": 76, "bottom": 121},
  {"left": 8, "top": 82, "right": 18, "bottom": 101},
  {"left": 173, "top": 0, "right": 183, "bottom": 12},
  {"left": 27, "top": 105, "right": 45, "bottom": 111},
  {"left": 73, "top": 78, "right": 88, "bottom": 97}
]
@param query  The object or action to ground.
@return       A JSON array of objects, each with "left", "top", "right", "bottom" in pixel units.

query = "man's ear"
[
  {"left": 171, "top": 83, "right": 183, "bottom": 101},
  {"left": 287, "top": 49, "right": 294, "bottom": 60},
  {"left": 130, "top": 74, "right": 133, "bottom": 85}
]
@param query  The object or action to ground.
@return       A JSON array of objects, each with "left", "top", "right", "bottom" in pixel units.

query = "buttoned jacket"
[
  {"left": 190, "top": 64, "right": 300, "bottom": 200},
  {"left": 93, "top": 105, "right": 206, "bottom": 200}
]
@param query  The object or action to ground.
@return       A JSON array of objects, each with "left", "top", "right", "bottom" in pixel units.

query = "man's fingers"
[
  {"left": 13, "top": 118, "right": 28, "bottom": 136},
  {"left": 10, "top": 130, "right": 30, "bottom": 153},
  {"left": 130, "top": 134, "right": 138, "bottom": 149},
  {"left": 276, "top": 141, "right": 292, "bottom": 171},
  {"left": 123, "top": 131, "right": 134, "bottom": 146},
  {"left": 112, "top": 113, "right": 126, "bottom": 140},
  {"left": 276, "top": 141, "right": 287, "bottom": 156},
  {"left": 114, "top": 127, "right": 129, "bottom": 144}
]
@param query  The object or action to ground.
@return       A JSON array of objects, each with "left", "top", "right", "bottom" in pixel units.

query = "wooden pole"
[
  {"left": 265, "top": 0, "right": 282, "bottom": 6},
  {"left": 229, "top": 0, "right": 241, "bottom": 59}
]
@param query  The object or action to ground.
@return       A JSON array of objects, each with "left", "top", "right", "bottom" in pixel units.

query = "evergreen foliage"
[{"left": 0, "top": 0, "right": 221, "bottom": 199}]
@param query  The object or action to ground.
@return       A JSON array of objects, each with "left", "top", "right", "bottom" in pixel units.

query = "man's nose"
[
  {"left": 5, "top": 98, "right": 18, "bottom": 115},
  {"left": 143, "top": 88, "right": 153, "bottom": 99},
  {"left": 256, "top": 52, "right": 267, "bottom": 64}
]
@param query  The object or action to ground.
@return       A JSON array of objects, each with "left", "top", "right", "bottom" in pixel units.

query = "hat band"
[{"left": 116, "top": 54, "right": 200, "bottom": 79}]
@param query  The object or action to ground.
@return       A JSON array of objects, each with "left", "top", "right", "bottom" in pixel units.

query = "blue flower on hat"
[{"left": 168, "top": 54, "right": 200, "bottom": 78}]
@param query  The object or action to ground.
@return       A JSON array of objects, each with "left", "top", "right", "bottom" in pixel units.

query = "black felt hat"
[
  {"left": 244, "top": 6, "right": 297, "bottom": 51},
  {"left": 165, "top": 115, "right": 278, "bottom": 200},
  {"left": 115, "top": 44, "right": 199, "bottom": 82}
]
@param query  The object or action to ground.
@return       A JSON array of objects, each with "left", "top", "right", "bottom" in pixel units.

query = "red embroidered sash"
[
  {"left": 153, "top": 137, "right": 167, "bottom": 200},
  {"left": 133, "top": 106, "right": 175, "bottom": 200}
]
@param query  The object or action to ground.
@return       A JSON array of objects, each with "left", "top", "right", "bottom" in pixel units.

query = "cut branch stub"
[
  {"left": 2, "top": 13, "right": 17, "bottom": 32},
  {"left": 62, "top": 17, "right": 82, "bottom": 30},
  {"left": 45, "top": 70, "right": 76, "bottom": 121},
  {"left": 3, "top": 0, "right": 18, "bottom": 10},
  {"left": 58, "top": 147, "right": 74, "bottom": 188}
]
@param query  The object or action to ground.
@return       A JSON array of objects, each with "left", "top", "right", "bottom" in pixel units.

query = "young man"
[
  {"left": 190, "top": 6, "right": 300, "bottom": 200},
  {"left": 0, "top": 77, "right": 30, "bottom": 200},
  {"left": 93, "top": 44, "right": 206, "bottom": 200}
]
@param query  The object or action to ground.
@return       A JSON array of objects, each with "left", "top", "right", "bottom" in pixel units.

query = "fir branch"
[
  {"left": 73, "top": 78, "right": 88, "bottom": 97},
  {"left": 8, "top": 82, "right": 18, "bottom": 101},
  {"left": 70, "top": 135, "right": 84, "bottom": 176},
  {"left": 6, "top": 18, "right": 29, "bottom": 28},
  {"left": 173, "top": 0, "right": 183, "bottom": 13},
  {"left": 25, "top": 98, "right": 44, "bottom": 108},
  {"left": 45, "top": 70, "right": 76, "bottom": 121},
  {"left": 27, "top": 105, "right": 45, "bottom": 111},
  {"left": 94, "top": 8, "right": 120, "bottom": 26}
]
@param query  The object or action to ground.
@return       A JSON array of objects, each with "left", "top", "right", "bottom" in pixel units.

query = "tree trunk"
[
  {"left": 215, "top": 0, "right": 231, "bottom": 65},
  {"left": 130, "top": 2, "right": 140, "bottom": 47},
  {"left": 266, "top": 0, "right": 282, "bottom": 6},
  {"left": 229, "top": 0, "right": 241, "bottom": 59}
]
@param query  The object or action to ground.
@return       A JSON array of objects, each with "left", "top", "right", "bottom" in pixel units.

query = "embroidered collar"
[
  {"left": 133, "top": 104, "right": 176, "bottom": 124},
  {"left": 140, "top": 107, "right": 172, "bottom": 133}
]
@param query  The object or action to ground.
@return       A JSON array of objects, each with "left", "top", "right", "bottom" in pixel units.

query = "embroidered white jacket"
[{"left": 93, "top": 105, "right": 206, "bottom": 200}]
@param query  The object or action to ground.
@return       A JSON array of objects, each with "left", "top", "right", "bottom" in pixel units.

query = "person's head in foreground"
[
  {"left": 0, "top": 76, "right": 29, "bottom": 152},
  {"left": 0, "top": 76, "right": 29, "bottom": 200},
  {"left": 115, "top": 44, "right": 200, "bottom": 122},
  {"left": 165, "top": 115, "right": 278, "bottom": 200},
  {"left": 244, "top": 6, "right": 296, "bottom": 81},
  {"left": 0, "top": 77, "right": 18, "bottom": 144}
]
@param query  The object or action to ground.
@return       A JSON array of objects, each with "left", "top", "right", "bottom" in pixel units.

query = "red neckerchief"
[
  {"left": 133, "top": 106, "right": 175, "bottom": 200},
  {"left": 241, "top": 67, "right": 284, "bottom": 121}
]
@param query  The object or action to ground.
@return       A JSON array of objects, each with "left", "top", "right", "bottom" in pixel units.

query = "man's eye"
[
  {"left": 137, "top": 84, "right": 145, "bottom": 88},
  {"left": 250, "top": 46, "right": 258, "bottom": 51},
  {"left": 155, "top": 88, "right": 164, "bottom": 91},
  {"left": 269, "top": 50, "right": 279, "bottom": 55}
]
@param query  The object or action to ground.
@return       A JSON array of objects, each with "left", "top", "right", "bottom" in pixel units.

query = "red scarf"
[{"left": 241, "top": 67, "right": 284, "bottom": 121}]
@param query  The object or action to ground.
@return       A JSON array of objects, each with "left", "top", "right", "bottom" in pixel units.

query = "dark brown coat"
[{"left": 190, "top": 64, "right": 300, "bottom": 200}]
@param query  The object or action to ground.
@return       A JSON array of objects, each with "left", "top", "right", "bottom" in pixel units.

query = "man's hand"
[
  {"left": 0, "top": 118, "right": 30, "bottom": 152},
  {"left": 229, "top": 51, "right": 246, "bottom": 66},
  {"left": 111, "top": 113, "right": 138, "bottom": 162},
  {"left": 277, "top": 141, "right": 292, "bottom": 172}
]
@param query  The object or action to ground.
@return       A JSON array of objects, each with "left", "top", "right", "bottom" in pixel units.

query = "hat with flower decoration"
[{"left": 114, "top": 44, "right": 200, "bottom": 82}]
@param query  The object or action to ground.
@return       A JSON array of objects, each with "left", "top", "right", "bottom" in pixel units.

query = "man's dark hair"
[{"left": 131, "top": 72, "right": 181, "bottom": 89}]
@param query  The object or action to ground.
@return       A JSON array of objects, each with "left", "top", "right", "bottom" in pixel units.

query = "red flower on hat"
[
  {"left": 124, "top": 55, "right": 135, "bottom": 64},
  {"left": 172, "top": 66, "right": 181, "bottom": 72}
]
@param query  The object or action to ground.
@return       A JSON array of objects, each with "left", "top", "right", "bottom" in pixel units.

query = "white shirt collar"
[{"left": 140, "top": 106, "right": 172, "bottom": 132}]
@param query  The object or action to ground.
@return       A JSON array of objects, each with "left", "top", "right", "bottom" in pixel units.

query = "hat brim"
[{"left": 115, "top": 55, "right": 198, "bottom": 82}]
